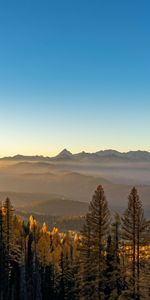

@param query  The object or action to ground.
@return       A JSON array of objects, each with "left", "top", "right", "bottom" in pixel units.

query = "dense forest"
[{"left": 0, "top": 185, "right": 150, "bottom": 300}]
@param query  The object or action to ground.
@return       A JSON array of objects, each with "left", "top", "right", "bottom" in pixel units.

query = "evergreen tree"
[
  {"left": 103, "top": 235, "right": 116, "bottom": 299},
  {"left": 0, "top": 201, "right": 5, "bottom": 300},
  {"left": 121, "top": 187, "right": 149, "bottom": 299},
  {"left": 111, "top": 213, "right": 126, "bottom": 297},
  {"left": 3, "top": 198, "right": 15, "bottom": 299},
  {"left": 26, "top": 216, "right": 41, "bottom": 300},
  {"left": 103, "top": 234, "right": 124, "bottom": 300},
  {"left": 56, "top": 232, "right": 74, "bottom": 300},
  {"left": 80, "top": 185, "right": 110, "bottom": 300},
  {"left": 1, "top": 190, "right": 150, "bottom": 300},
  {"left": 80, "top": 213, "right": 96, "bottom": 299},
  {"left": 71, "top": 233, "right": 81, "bottom": 300}
]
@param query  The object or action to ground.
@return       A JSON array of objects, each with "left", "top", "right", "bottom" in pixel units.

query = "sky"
[{"left": 0, "top": 0, "right": 150, "bottom": 156}]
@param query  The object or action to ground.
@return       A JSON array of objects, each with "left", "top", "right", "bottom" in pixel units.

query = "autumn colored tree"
[{"left": 0, "top": 190, "right": 149, "bottom": 300}]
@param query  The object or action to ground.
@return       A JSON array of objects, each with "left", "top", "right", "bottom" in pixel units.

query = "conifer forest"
[{"left": 1, "top": 185, "right": 150, "bottom": 300}]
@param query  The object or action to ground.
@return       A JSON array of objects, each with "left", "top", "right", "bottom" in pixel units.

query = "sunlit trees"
[
  {"left": 37, "top": 222, "right": 52, "bottom": 300},
  {"left": 0, "top": 186, "right": 150, "bottom": 300},
  {"left": 26, "top": 215, "right": 41, "bottom": 300}
]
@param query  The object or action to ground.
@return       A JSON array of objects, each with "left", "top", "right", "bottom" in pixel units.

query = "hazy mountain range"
[
  {"left": 1, "top": 148, "right": 150, "bottom": 162},
  {"left": 0, "top": 149, "right": 150, "bottom": 218}
]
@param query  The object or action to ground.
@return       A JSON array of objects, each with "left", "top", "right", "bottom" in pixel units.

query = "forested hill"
[{"left": 1, "top": 185, "right": 150, "bottom": 299}]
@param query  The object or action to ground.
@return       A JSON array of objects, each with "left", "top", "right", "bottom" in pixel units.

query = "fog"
[{"left": 0, "top": 160, "right": 150, "bottom": 216}]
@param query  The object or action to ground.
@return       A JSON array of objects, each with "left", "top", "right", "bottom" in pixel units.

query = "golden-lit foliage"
[
  {"left": 120, "top": 244, "right": 150, "bottom": 261},
  {"left": 37, "top": 232, "right": 51, "bottom": 266},
  {"left": 1, "top": 189, "right": 150, "bottom": 300},
  {"left": 42, "top": 222, "right": 47, "bottom": 234}
]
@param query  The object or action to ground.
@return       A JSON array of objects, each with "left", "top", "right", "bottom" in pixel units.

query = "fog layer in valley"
[{"left": 0, "top": 157, "right": 150, "bottom": 217}]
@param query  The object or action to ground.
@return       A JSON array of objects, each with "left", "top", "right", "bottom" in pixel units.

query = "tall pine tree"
[
  {"left": 80, "top": 185, "right": 110, "bottom": 300},
  {"left": 122, "top": 187, "right": 149, "bottom": 299}
]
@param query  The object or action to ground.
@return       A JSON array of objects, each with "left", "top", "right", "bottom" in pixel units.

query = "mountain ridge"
[{"left": 1, "top": 149, "right": 150, "bottom": 162}]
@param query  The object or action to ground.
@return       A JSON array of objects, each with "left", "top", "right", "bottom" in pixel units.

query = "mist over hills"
[{"left": 0, "top": 149, "right": 150, "bottom": 217}]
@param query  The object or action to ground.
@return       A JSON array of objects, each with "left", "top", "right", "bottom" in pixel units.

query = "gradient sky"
[{"left": 0, "top": 0, "right": 150, "bottom": 156}]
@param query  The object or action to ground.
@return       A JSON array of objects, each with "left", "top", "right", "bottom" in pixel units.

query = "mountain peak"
[{"left": 56, "top": 149, "right": 73, "bottom": 158}]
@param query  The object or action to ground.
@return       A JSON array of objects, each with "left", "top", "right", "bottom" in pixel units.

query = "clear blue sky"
[{"left": 0, "top": 0, "right": 150, "bottom": 156}]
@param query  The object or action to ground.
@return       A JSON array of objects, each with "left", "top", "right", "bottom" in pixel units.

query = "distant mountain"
[
  {"left": 73, "top": 149, "right": 150, "bottom": 162},
  {"left": 65, "top": 149, "right": 150, "bottom": 162},
  {"left": 96, "top": 149, "right": 124, "bottom": 158},
  {"left": 74, "top": 151, "right": 99, "bottom": 161},
  {"left": 125, "top": 151, "right": 150, "bottom": 160},
  {"left": 54, "top": 148, "right": 73, "bottom": 159},
  {"left": 0, "top": 154, "right": 49, "bottom": 161},
  {"left": 1, "top": 149, "right": 150, "bottom": 162}
]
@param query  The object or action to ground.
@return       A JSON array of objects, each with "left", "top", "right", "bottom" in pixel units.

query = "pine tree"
[
  {"left": 103, "top": 235, "right": 116, "bottom": 299},
  {"left": 58, "top": 232, "right": 75, "bottom": 300},
  {"left": 103, "top": 234, "right": 125, "bottom": 300},
  {"left": 80, "top": 185, "right": 110, "bottom": 300},
  {"left": 26, "top": 216, "right": 41, "bottom": 300},
  {"left": 80, "top": 213, "right": 96, "bottom": 299},
  {"left": 108, "top": 213, "right": 126, "bottom": 299},
  {"left": 0, "top": 201, "right": 5, "bottom": 300},
  {"left": 3, "top": 198, "right": 15, "bottom": 299},
  {"left": 121, "top": 187, "right": 149, "bottom": 299},
  {"left": 71, "top": 233, "right": 81, "bottom": 300},
  {"left": 1, "top": 189, "right": 150, "bottom": 300}
]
